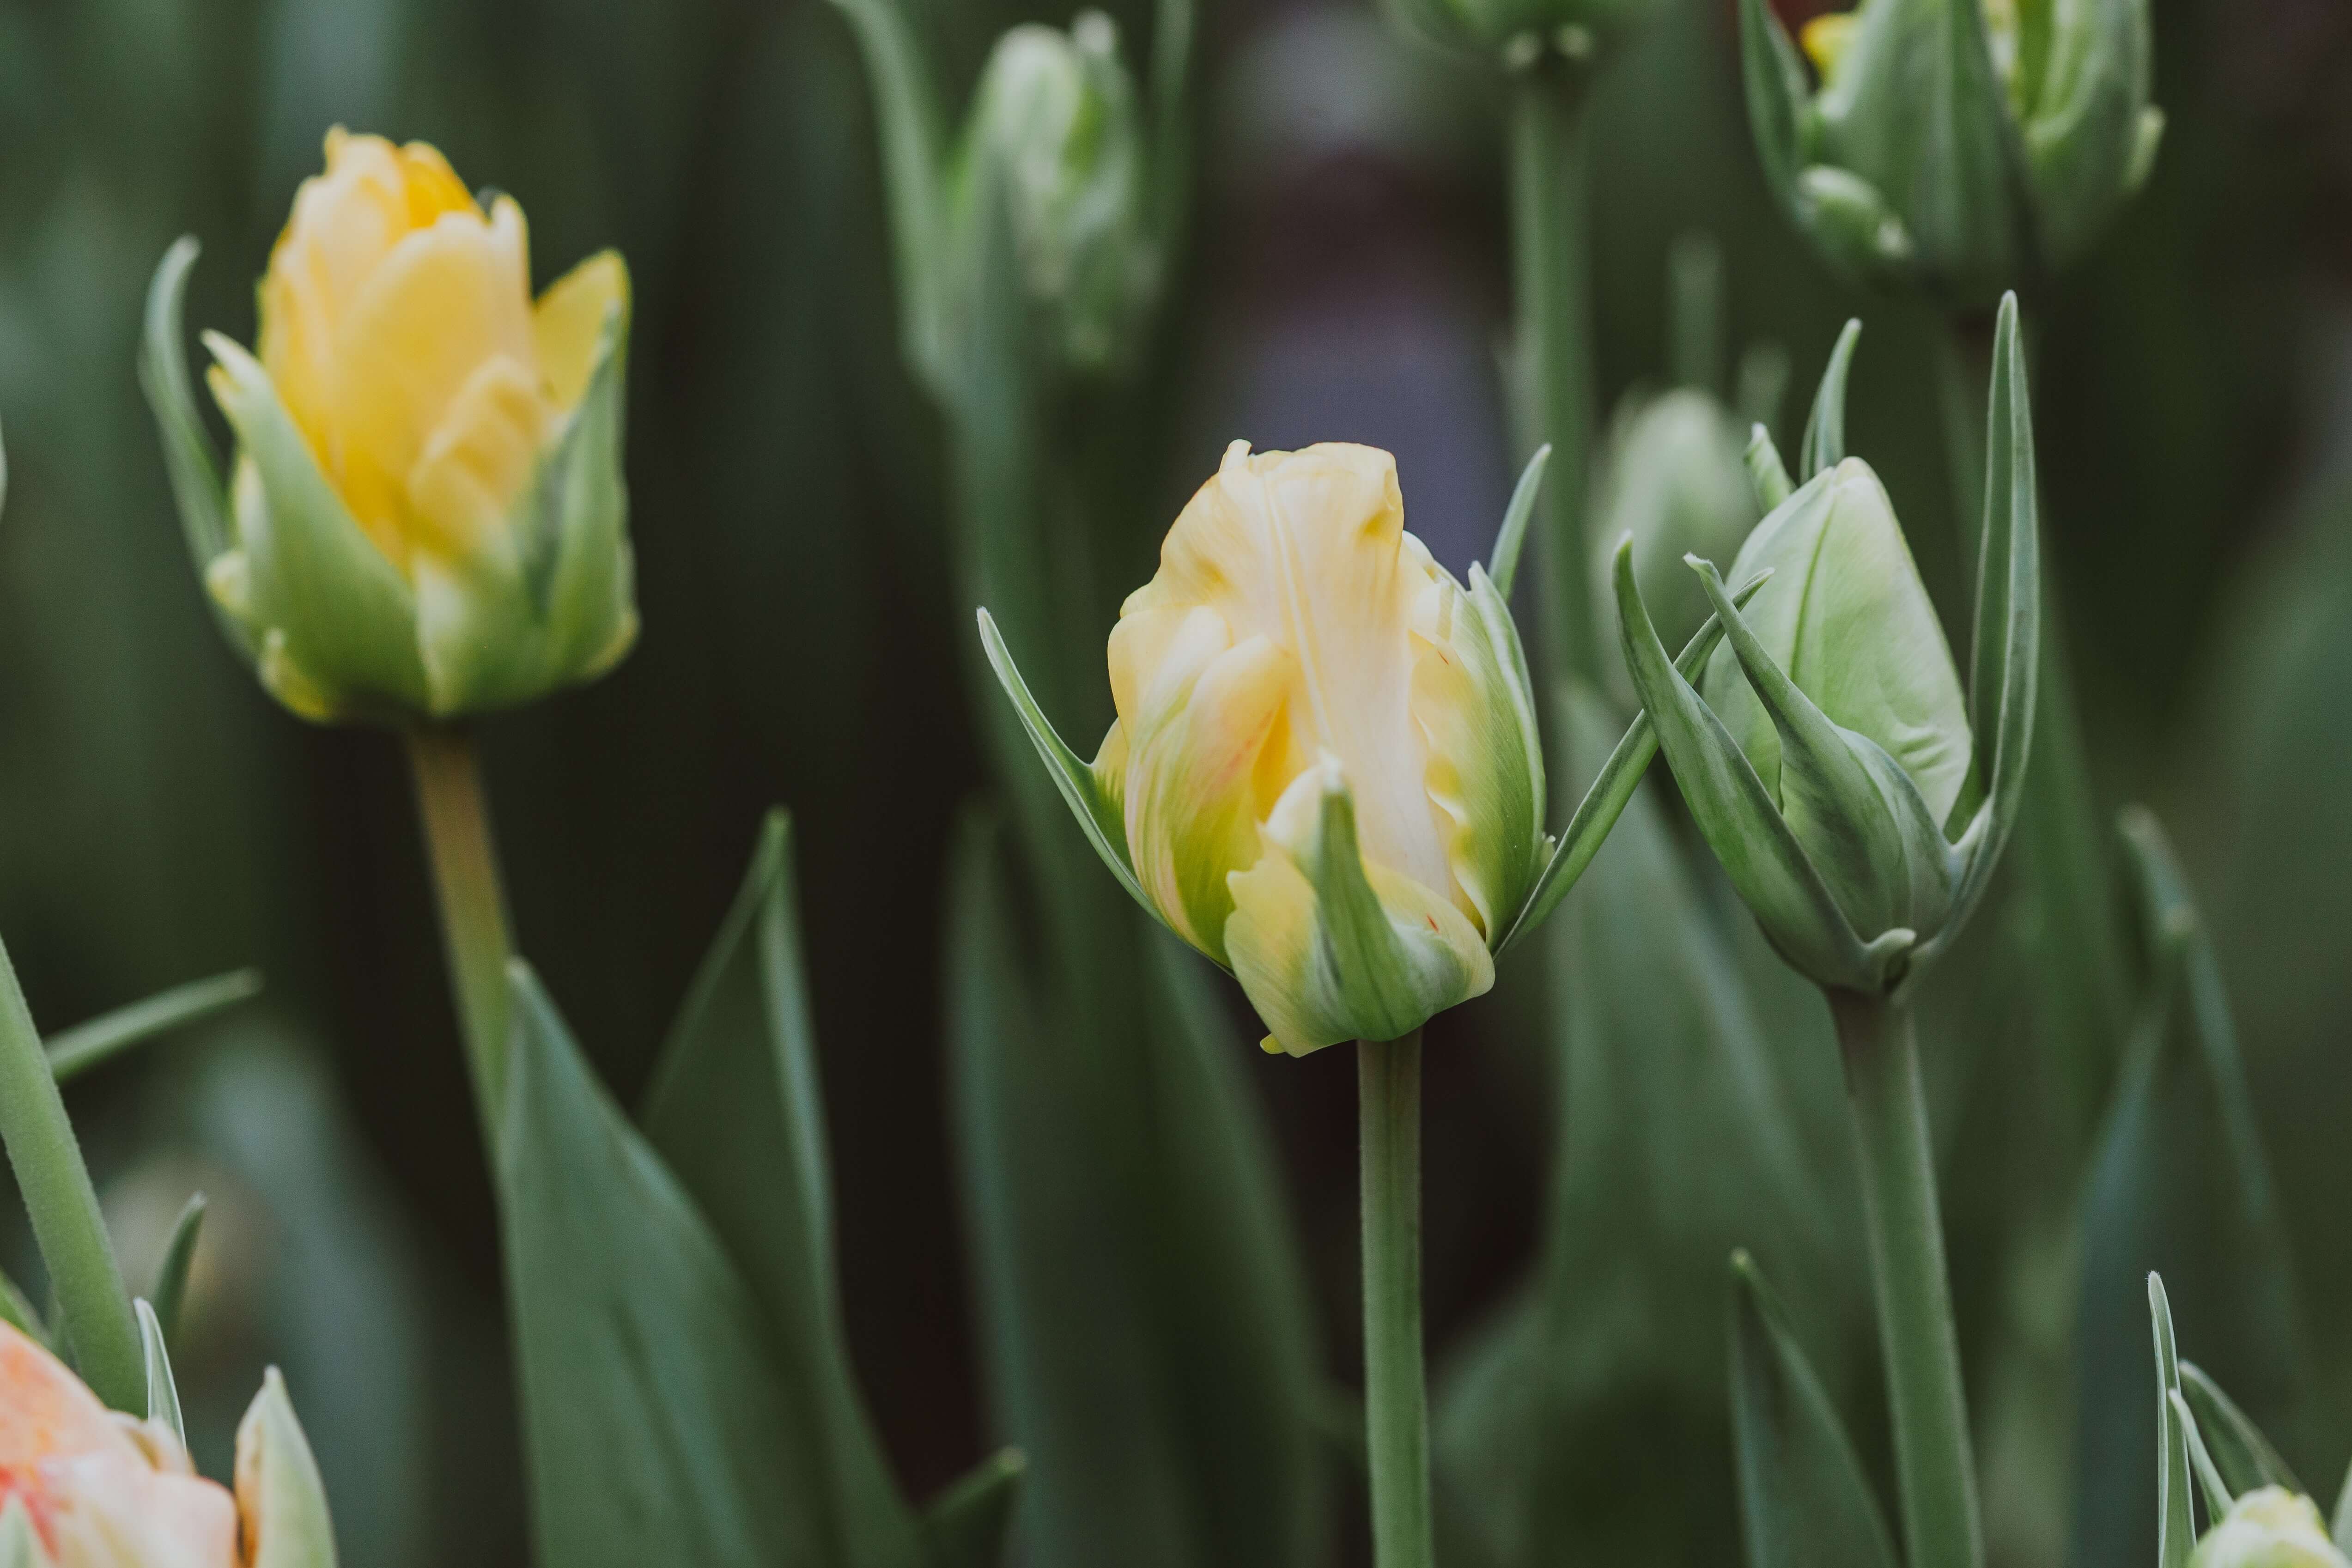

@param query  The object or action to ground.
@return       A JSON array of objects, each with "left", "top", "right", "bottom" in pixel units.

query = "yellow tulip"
[
  {"left": 990, "top": 441, "right": 1549, "bottom": 1056},
  {"left": 145, "top": 129, "right": 639, "bottom": 722}
]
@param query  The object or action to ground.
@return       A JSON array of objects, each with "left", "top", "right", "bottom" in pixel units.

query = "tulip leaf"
[
  {"left": 138, "top": 242, "right": 234, "bottom": 574},
  {"left": 1729, "top": 1252, "right": 1899, "bottom": 1568},
  {"left": 134, "top": 1298, "right": 184, "bottom": 1446},
  {"left": 1947, "top": 292, "right": 2041, "bottom": 934},
  {"left": 824, "top": 0, "right": 949, "bottom": 386},
  {"left": 1737, "top": 0, "right": 1810, "bottom": 218},
  {"left": 1150, "top": 0, "right": 1197, "bottom": 252},
  {"left": 2148, "top": 1276, "right": 2195, "bottom": 1568},
  {"left": 924, "top": 1448, "right": 1027, "bottom": 1568},
  {"left": 148, "top": 1193, "right": 207, "bottom": 1349},
  {"left": 638, "top": 811, "right": 926, "bottom": 1568},
  {"left": 1746, "top": 426, "right": 1794, "bottom": 511},
  {"left": 0, "top": 1265, "right": 43, "bottom": 1347},
  {"left": 946, "top": 811, "right": 1326, "bottom": 1568},
  {"left": 500, "top": 960, "right": 849, "bottom": 1568},
  {"left": 1498, "top": 570, "right": 1772, "bottom": 954},
  {"left": 2173, "top": 1389, "right": 2236, "bottom": 1520},
  {"left": 2072, "top": 816, "right": 2307, "bottom": 1568},
  {"left": 2178, "top": 1362, "right": 2303, "bottom": 1499},
  {"left": 46, "top": 969, "right": 261, "bottom": 1084},
  {"left": 1799, "top": 320, "right": 1862, "bottom": 479},
  {"left": 975, "top": 608, "right": 1161, "bottom": 930},
  {"left": 1485, "top": 444, "right": 1551, "bottom": 603},
  {"left": 1613, "top": 540, "right": 1879, "bottom": 991}
]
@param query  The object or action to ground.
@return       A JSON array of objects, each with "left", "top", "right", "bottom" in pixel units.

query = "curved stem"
[
  {"left": 1510, "top": 69, "right": 1596, "bottom": 695},
  {"left": 406, "top": 725, "right": 518, "bottom": 1142},
  {"left": 1831, "top": 991, "right": 1982, "bottom": 1568},
  {"left": 1360, "top": 1030, "right": 1432, "bottom": 1568},
  {"left": 0, "top": 938, "right": 140, "bottom": 1410}
]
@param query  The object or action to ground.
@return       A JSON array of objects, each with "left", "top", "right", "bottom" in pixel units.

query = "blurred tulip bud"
[
  {"left": 1381, "top": 0, "right": 1664, "bottom": 70},
  {"left": 0, "top": 1319, "right": 239, "bottom": 1566},
  {"left": 1614, "top": 300, "right": 2040, "bottom": 996},
  {"left": 2191, "top": 1489, "right": 2351, "bottom": 1568},
  {"left": 983, "top": 441, "right": 1553, "bottom": 1055},
  {"left": 1741, "top": 0, "right": 2162, "bottom": 301},
  {"left": 233, "top": 1370, "right": 338, "bottom": 1568},
  {"left": 142, "top": 129, "right": 637, "bottom": 724},
  {"left": 952, "top": 15, "right": 1155, "bottom": 373}
]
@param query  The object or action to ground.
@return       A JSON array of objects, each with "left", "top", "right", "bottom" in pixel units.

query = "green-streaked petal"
[
  {"left": 235, "top": 1368, "right": 340, "bottom": 1568},
  {"left": 203, "top": 334, "right": 430, "bottom": 718},
  {"left": 1738, "top": 0, "right": 1811, "bottom": 218},
  {"left": 1799, "top": 319, "right": 1862, "bottom": 480},
  {"left": 140, "top": 240, "right": 253, "bottom": 658},
  {"left": 1226, "top": 761, "right": 1492, "bottom": 1057},
  {"left": 1414, "top": 564, "right": 1544, "bottom": 943},
  {"left": 976, "top": 608, "right": 1161, "bottom": 927},
  {"left": 1612, "top": 539, "right": 1890, "bottom": 993}
]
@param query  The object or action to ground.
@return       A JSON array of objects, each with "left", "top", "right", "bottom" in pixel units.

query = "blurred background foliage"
[{"left": 0, "top": 0, "right": 2346, "bottom": 1562}]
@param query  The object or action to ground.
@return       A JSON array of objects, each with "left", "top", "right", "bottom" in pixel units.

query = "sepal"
[
  {"left": 1225, "top": 761, "right": 1493, "bottom": 1056},
  {"left": 234, "top": 1368, "right": 340, "bottom": 1568}
]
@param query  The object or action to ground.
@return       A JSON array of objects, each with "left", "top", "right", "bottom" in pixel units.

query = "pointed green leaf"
[
  {"left": 499, "top": 961, "right": 833, "bottom": 1568},
  {"left": 924, "top": 1448, "right": 1027, "bottom": 1568},
  {"left": 0, "top": 1264, "right": 43, "bottom": 1346},
  {"left": 47, "top": 969, "right": 261, "bottom": 1084},
  {"left": 2331, "top": 1459, "right": 2351, "bottom": 1556},
  {"left": 639, "top": 812, "right": 924, "bottom": 1568},
  {"left": 2173, "top": 1389, "right": 2236, "bottom": 1520},
  {"left": 1799, "top": 321, "right": 1862, "bottom": 479},
  {"left": 2150, "top": 1276, "right": 2194, "bottom": 1568},
  {"left": 1949, "top": 292, "right": 2040, "bottom": 929},
  {"left": 139, "top": 241, "right": 238, "bottom": 608},
  {"left": 1730, "top": 1252, "right": 1900, "bottom": 1568},
  {"left": 149, "top": 1193, "right": 206, "bottom": 1349},
  {"left": 1611, "top": 540, "right": 1878, "bottom": 992},
  {"left": 2179, "top": 1362, "right": 2303, "bottom": 1498},
  {"left": 1738, "top": 0, "right": 1811, "bottom": 216},
  {"left": 1485, "top": 444, "right": 1550, "bottom": 602},
  {"left": 1747, "top": 425, "right": 1794, "bottom": 511},
  {"left": 946, "top": 813, "right": 1326, "bottom": 1568},
  {"left": 1497, "top": 570, "right": 1772, "bottom": 954},
  {"left": 134, "top": 1298, "right": 184, "bottom": 1445},
  {"left": 975, "top": 608, "right": 1160, "bottom": 926}
]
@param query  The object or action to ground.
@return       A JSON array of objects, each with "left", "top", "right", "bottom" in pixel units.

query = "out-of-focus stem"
[
  {"left": 1832, "top": 991, "right": 1983, "bottom": 1568},
  {"left": 1510, "top": 69, "right": 1597, "bottom": 696},
  {"left": 0, "top": 938, "right": 141, "bottom": 1410},
  {"left": 1360, "top": 1031, "right": 1432, "bottom": 1568},
  {"left": 406, "top": 725, "right": 518, "bottom": 1141}
]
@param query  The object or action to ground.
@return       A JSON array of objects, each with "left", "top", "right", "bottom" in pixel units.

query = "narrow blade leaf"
[
  {"left": 2178, "top": 1362, "right": 2303, "bottom": 1498},
  {"left": 135, "top": 1299, "right": 184, "bottom": 1446},
  {"left": 1486, "top": 445, "right": 1551, "bottom": 602},
  {"left": 149, "top": 1193, "right": 207, "bottom": 1348},
  {"left": 924, "top": 1448, "right": 1027, "bottom": 1568},
  {"left": 1799, "top": 321, "right": 1862, "bottom": 478},
  {"left": 2150, "top": 1276, "right": 2193, "bottom": 1568},
  {"left": 47, "top": 969, "right": 261, "bottom": 1084}
]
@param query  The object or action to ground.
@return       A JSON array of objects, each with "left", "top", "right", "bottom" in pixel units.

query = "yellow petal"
[
  {"left": 533, "top": 251, "right": 630, "bottom": 412},
  {"left": 406, "top": 354, "right": 549, "bottom": 560},
  {"left": 1800, "top": 11, "right": 1856, "bottom": 77}
]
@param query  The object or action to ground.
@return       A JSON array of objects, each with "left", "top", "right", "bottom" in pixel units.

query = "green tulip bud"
[
  {"left": 951, "top": 14, "right": 1157, "bottom": 375},
  {"left": 1382, "top": 0, "right": 1663, "bottom": 67},
  {"left": 142, "top": 131, "right": 637, "bottom": 725},
  {"left": 2192, "top": 1489, "right": 2352, "bottom": 1568},
  {"left": 1613, "top": 301, "right": 2040, "bottom": 996},
  {"left": 235, "top": 1368, "right": 341, "bottom": 1568},
  {"left": 1740, "top": 0, "right": 2161, "bottom": 302}
]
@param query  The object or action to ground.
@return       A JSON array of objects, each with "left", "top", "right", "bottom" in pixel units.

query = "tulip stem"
[
  {"left": 1510, "top": 67, "right": 1597, "bottom": 692},
  {"left": 0, "top": 935, "right": 141, "bottom": 1411},
  {"left": 1359, "top": 1029, "right": 1433, "bottom": 1568},
  {"left": 1831, "top": 991, "right": 1982, "bottom": 1568},
  {"left": 406, "top": 725, "right": 518, "bottom": 1141}
]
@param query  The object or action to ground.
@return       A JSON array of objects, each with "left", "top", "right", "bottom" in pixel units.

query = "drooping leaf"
[
  {"left": 1729, "top": 1252, "right": 1899, "bottom": 1568},
  {"left": 47, "top": 969, "right": 261, "bottom": 1084},
  {"left": 499, "top": 962, "right": 829, "bottom": 1568},
  {"left": 638, "top": 812, "right": 924, "bottom": 1568},
  {"left": 2071, "top": 815, "right": 2309, "bottom": 1568},
  {"left": 945, "top": 810, "right": 1325, "bottom": 1568}
]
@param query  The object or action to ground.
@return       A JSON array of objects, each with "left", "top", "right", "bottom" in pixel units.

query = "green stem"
[
  {"left": 1510, "top": 68, "right": 1596, "bottom": 693},
  {"left": 1360, "top": 1031, "right": 1432, "bottom": 1568},
  {"left": 0, "top": 938, "right": 140, "bottom": 1409},
  {"left": 405, "top": 726, "right": 518, "bottom": 1140},
  {"left": 1831, "top": 991, "right": 1982, "bottom": 1568}
]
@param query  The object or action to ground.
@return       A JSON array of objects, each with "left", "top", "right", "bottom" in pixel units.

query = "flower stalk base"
[
  {"left": 1360, "top": 1030, "right": 1433, "bottom": 1568},
  {"left": 406, "top": 725, "right": 519, "bottom": 1138}
]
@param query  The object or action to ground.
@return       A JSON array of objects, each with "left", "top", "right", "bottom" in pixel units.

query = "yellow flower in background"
[
  {"left": 0, "top": 1321, "right": 335, "bottom": 1568},
  {"left": 2190, "top": 1488, "right": 2351, "bottom": 1568},
  {"left": 985, "top": 441, "right": 1550, "bottom": 1056},
  {"left": 144, "top": 129, "right": 639, "bottom": 723}
]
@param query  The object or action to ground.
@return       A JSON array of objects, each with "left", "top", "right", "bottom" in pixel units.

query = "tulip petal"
[
  {"left": 0, "top": 1322, "right": 130, "bottom": 1471},
  {"left": 203, "top": 335, "right": 430, "bottom": 718},
  {"left": 1612, "top": 540, "right": 1885, "bottom": 992},
  {"left": 1496, "top": 567, "right": 1773, "bottom": 954},
  {"left": 1414, "top": 564, "right": 1544, "bottom": 942},
  {"left": 1799, "top": 319, "right": 1862, "bottom": 479},
  {"left": 235, "top": 1369, "right": 338, "bottom": 1568},
  {"left": 1226, "top": 762, "right": 1493, "bottom": 1057},
  {"left": 977, "top": 609, "right": 1161, "bottom": 929},
  {"left": 139, "top": 243, "right": 240, "bottom": 632},
  {"left": 533, "top": 251, "right": 630, "bottom": 412}
]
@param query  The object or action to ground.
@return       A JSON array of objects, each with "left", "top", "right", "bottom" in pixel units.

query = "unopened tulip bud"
[
  {"left": 985, "top": 441, "right": 1551, "bottom": 1054},
  {"left": 1383, "top": 0, "right": 1664, "bottom": 68},
  {"left": 2191, "top": 1489, "right": 2351, "bottom": 1568},
  {"left": 233, "top": 1370, "right": 338, "bottom": 1568},
  {"left": 953, "top": 15, "right": 1156, "bottom": 374},
  {"left": 1741, "top": 0, "right": 2161, "bottom": 301},
  {"left": 144, "top": 128, "right": 638, "bottom": 723}
]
